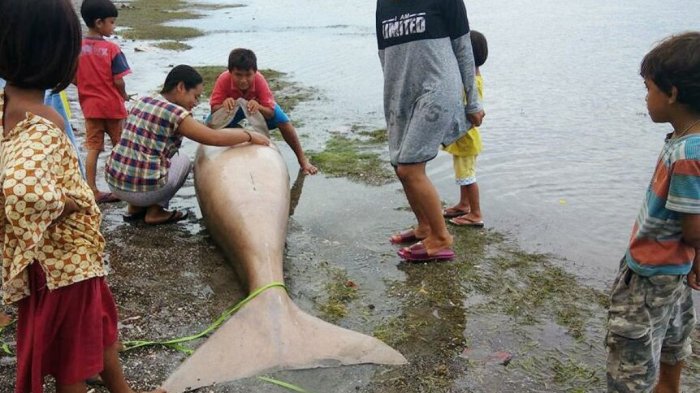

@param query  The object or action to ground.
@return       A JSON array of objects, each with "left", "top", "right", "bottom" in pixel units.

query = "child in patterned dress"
[{"left": 0, "top": 1, "right": 164, "bottom": 392}]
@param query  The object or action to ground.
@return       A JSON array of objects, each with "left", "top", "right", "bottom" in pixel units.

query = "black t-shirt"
[{"left": 375, "top": 0, "right": 470, "bottom": 50}]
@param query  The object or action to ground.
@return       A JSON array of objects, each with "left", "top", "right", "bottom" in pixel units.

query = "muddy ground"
[{"left": 1, "top": 1, "right": 699, "bottom": 392}]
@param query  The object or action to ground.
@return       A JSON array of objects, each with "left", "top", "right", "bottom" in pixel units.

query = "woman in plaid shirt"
[{"left": 106, "top": 65, "right": 270, "bottom": 225}]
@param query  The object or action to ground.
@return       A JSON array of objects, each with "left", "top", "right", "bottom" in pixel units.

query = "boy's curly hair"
[{"left": 641, "top": 32, "right": 700, "bottom": 113}]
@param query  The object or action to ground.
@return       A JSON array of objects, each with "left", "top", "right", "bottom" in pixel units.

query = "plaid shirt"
[{"left": 106, "top": 95, "right": 190, "bottom": 192}]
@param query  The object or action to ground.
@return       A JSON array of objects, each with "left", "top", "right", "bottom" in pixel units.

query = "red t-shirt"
[
  {"left": 76, "top": 37, "right": 131, "bottom": 119},
  {"left": 209, "top": 71, "right": 276, "bottom": 111}
]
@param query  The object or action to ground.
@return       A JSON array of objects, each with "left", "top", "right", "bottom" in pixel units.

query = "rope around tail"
[{"left": 122, "top": 282, "right": 287, "bottom": 355}]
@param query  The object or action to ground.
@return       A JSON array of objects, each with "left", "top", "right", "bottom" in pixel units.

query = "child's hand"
[
  {"left": 247, "top": 99, "right": 261, "bottom": 114},
  {"left": 52, "top": 197, "right": 79, "bottom": 226},
  {"left": 300, "top": 159, "right": 318, "bottom": 175},
  {"left": 467, "top": 110, "right": 485, "bottom": 127},
  {"left": 223, "top": 98, "right": 237, "bottom": 111},
  {"left": 249, "top": 131, "right": 270, "bottom": 146},
  {"left": 689, "top": 252, "right": 700, "bottom": 290}
]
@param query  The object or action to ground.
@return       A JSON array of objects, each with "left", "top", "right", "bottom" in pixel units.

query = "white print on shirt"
[
  {"left": 81, "top": 45, "right": 109, "bottom": 57},
  {"left": 382, "top": 13, "right": 426, "bottom": 39}
]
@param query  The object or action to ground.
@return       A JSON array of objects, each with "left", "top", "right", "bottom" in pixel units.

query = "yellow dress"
[{"left": 443, "top": 75, "right": 483, "bottom": 156}]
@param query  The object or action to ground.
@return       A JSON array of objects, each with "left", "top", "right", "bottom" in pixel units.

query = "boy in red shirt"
[
  {"left": 76, "top": 0, "right": 131, "bottom": 203},
  {"left": 209, "top": 48, "right": 318, "bottom": 175}
]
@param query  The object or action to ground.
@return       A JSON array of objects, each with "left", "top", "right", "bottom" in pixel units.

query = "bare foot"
[
  {"left": 144, "top": 209, "right": 188, "bottom": 225},
  {"left": 0, "top": 312, "right": 11, "bottom": 327},
  {"left": 443, "top": 206, "right": 470, "bottom": 218},
  {"left": 126, "top": 204, "right": 146, "bottom": 216},
  {"left": 94, "top": 190, "right": 121, "bottom": 204},
  {"left": 421, "top": 233, "right": 453, "bottom": 255}
]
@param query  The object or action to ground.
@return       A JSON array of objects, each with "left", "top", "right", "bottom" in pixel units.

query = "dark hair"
[
  {"left": 641, "top": 32, "right": 700, "bottom": 114},
  {"left": 0, "top": 0, "right": 82, "bottom": 93},
  {"left": 470, "top": 30, "right": 488, "bottom": 68},
  {"left": 228, "top": 48, "right": 258, "bottom": 72},
  {"left": 80, "top": 0, "right": 118, "bottom": 28},
  {"left": 161, "top": 65, "right": 203, "bottom": 94}
]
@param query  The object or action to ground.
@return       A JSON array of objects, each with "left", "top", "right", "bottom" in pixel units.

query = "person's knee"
[{"left": 395, "top": 164, "right": 425, "bottom": 183}]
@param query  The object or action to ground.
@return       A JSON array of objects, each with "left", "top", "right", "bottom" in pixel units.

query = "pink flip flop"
[{"left": 397, "top": 242, "right": 455, "bottom": 262}]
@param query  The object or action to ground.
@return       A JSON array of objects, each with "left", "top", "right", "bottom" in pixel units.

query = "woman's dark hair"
[
  {"left": 80, "top": 0, "right": 118, "bottom": 28},
  {"left": 161, "top": 65, "right": 204, "bottom": 94},
  {"left": 641, "top": 32, "right": 700, "bottom": 113},
  {"left": 470, "top": 30, "right": 488, "bottom": 68},
  {"left": 228, "top": 48, "right": 258, "bottom": 72},
  {"left": 0, "top": 0, "right": 82, "bottom": 93}
]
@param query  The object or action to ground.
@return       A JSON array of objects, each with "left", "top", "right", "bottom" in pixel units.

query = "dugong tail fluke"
[{"left": 162, "top": 142, "right": 406, "bottom": 392}]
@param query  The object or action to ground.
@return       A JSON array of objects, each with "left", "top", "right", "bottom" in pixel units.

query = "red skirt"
[{"left": 15, "top": 263, "right": 118, "bottom": 393}]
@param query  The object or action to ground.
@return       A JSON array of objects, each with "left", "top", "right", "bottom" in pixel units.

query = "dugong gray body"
[{"left": 162, "top": 135, "right": 406, "bottom": 392}]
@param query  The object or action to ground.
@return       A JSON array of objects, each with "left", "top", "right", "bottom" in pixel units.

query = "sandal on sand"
[
  {"left": 145, "top": 210, "right": 188, "bottom": 226},
  {"left": 449, "top": 215, "right": 484, "bottom": 228},
  {"left": 442, "top": 207, "right": 470, "bottom": 218},
  {"left": 397, "top": 242, "right": 455, "bottom": 262},
  {"left": 389, "top": 229, "right": 423, "bottom": 244},
  {"left": 122, "top": 209, "right": 147, "bottom": 222},
  {"left": 95, "top": 192, "right": 120, "bottom": 204}
]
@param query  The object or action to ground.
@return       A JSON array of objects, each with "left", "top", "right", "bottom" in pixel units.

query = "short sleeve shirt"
[
  {"left": 626, "top": 134, "right": 700, "bottom": 276},
  {"left": 76, "top": 37, "right": 131, "bottom": 119},
  {"left": 0, "top": 90, "right": 106, "bottom": 304},
  {"left": 105, "top": 95, "right": 191, "bottom": 192},
  {"left": 209, "top": 71, "right": 276, "bottom": 111}
]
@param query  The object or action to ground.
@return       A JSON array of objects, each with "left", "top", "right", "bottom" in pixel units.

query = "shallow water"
[{"left": 112, "top": 0, "right": 700, "bottom": 284}]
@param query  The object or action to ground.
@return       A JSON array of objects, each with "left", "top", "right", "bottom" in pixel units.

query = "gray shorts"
[
  {"left": 605, "top": 258, "right": 695, "bottom": 392},
  {"left": 108, "top": 153, "right": 192, "bottom": 208}
]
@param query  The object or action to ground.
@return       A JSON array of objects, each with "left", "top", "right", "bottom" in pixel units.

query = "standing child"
[
  {"left": 606, "top": 32, "right": 700, "bottom": 393},
  {"left": 209, "top": 48, "right": 318, "bottom": 175},
  {"left": 76, "top": 0, "right": 131, "bottom": 203},
  {"left": 0, "top": 1, "right": 163, "bottom": 392},
  {"left": 443, "top": 30, "right": 488, "bottom": 228}
]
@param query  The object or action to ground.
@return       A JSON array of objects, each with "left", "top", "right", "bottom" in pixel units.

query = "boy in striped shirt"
[{"left": 606, "top": 32, "right": 700, "bottom": 392}]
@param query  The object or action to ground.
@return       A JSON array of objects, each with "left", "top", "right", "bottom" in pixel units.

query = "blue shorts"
[{"left": 226, "top": 103, "right": 289, "bottom": 130}]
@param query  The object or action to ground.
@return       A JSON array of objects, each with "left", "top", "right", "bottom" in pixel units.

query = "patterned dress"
[
  {"left": 0, "top": 90, "right": 105, "bottom": 305},
  {"left": 1, "top": 90, "right": 117, "bottom": 393}
]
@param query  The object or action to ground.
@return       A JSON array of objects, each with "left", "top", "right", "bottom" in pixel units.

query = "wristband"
[{"left": 244, "top": 130, "right": 252, "bottom": 142}]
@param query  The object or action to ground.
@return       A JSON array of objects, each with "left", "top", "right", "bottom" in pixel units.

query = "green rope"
[
  {"left": 258, "top": 376, "right": 313, "bottom": 393},
  {"left": 123, "top": 282, "right": 286, "bottom": 354},
  {"left": 0, "top": 319, "right": 16, "bottom": 356}
]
